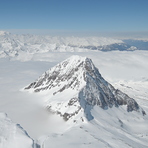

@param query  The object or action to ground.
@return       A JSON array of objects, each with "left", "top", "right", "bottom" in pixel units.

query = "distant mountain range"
[
  {"left": 124, "top": 39, "right": 148, "bottom": 50},
  {"left": 1, "top": 30, "right": 148, "bottom": 59}
]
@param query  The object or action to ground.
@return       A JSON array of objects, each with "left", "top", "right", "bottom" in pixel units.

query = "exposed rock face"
[{"left": 25, "top": 55, "right": 146, "bottom": 121}]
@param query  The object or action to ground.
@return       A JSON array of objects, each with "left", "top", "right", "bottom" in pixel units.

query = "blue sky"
[{"left": 0, "top": 0, "right": 148, "bottom": 33}]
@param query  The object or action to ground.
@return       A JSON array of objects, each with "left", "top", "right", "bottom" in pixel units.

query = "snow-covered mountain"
[
  {"left": 0, "top": 31, "right": 138, "bottom": 59},
  {"left": 124, "top": 39, "right": 148, "bottom": 50},
  {"left": 25, "top": 55, "right": 145, "bottom": 122},
  {"left": 0, "top": 113, "right": 36, "bottom": 148},
  {"left": 1, "top": 50, "right": 148, "bottom": 148}
]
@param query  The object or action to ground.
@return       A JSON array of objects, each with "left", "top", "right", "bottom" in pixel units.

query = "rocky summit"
[{"left": 25, "top": 55, "right": 146, "bottom": 122}]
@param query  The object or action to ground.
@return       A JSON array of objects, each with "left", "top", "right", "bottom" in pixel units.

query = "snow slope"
[
  {"left": 42, "top": 107, "right": 148, "bottom": 148},
  {"left": 0, "top": 113, "right": 35, "bottom": 148}
]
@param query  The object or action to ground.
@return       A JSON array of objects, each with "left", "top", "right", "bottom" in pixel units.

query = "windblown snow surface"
[{"left": 0, "top": 33, "right": 148, "bottom": 148}]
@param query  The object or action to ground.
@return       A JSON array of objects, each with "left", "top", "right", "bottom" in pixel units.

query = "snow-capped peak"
[
  {"left": 25, "top": 56, "right": 146, "bottom": 122},
  {"left": 25, "top": 55, "right": 93, "bottom": 93},
  {"left": 0, "top": 30, "right": 10, "bottom": 36}
]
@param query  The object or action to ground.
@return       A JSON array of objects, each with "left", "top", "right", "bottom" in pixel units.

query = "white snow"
[
  {"left": 0, "top": 32, "right": 148, "bottom": 148},
  {"left": 0, "top": 113, "right": 34, "bottom": 148},
  {"left": 127, "top": 46, "right": 138, "bottom": 50},
  {"left": 0, "top": 31, "right": 10, "bottom": 36},
  {"left": 0, "top": 31, "right": 126, "bottom": 59}
]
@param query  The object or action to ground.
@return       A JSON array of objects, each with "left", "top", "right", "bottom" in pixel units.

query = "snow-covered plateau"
[{"left": 0, "top": 31, "right": 148, "bottom": 148}]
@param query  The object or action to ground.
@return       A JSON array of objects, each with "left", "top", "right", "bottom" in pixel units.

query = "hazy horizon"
[{"left": 1, "top": 29, "right": 148, "bottom": 40}]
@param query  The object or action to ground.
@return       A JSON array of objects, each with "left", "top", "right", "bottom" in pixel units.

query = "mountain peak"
[
  {"left": 25, "top": 56, "right": 146, "bottom": 122},
  {"left": 25, "top": 55, "right": 96, "bottom": 93}
]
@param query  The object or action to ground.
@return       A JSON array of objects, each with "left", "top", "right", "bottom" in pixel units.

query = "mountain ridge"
[
  {"left": 0, "top": 112, "right": 36, "bottom": 148},
  {"left": 0, "top": 31, "right": 138, "bottom": 59},
  {"left": 25, "top": 55, "right": 146, "bottom": 122}
]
